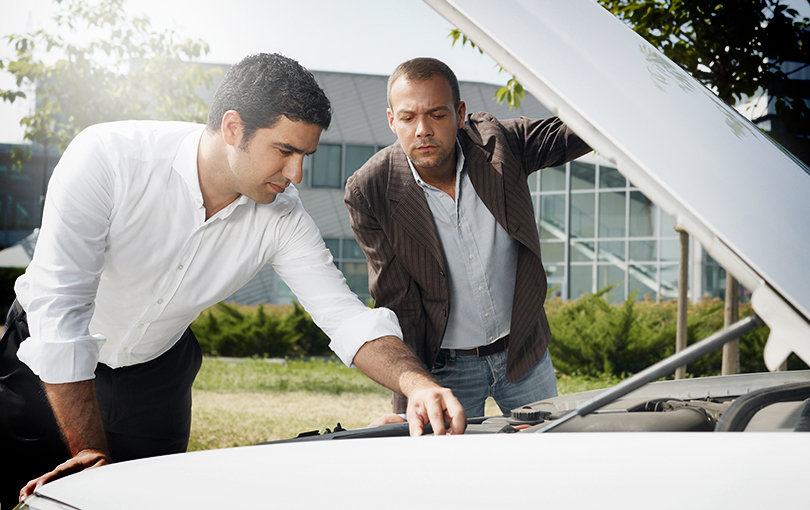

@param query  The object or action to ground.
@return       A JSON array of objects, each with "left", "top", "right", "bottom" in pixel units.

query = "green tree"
[
  {"left": 1, "top": 0, "right": 221, "bottom": 163},
  {"left": 451, "top": 0, "right": 810, "bottom": 133}
]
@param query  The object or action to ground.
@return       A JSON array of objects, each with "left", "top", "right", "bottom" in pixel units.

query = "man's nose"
[
  {"left": 415, "top": 118, "right": 433, "bottom": 137},
  {"left": 282, "top": 157, "right": 304, "bottom": 184}
]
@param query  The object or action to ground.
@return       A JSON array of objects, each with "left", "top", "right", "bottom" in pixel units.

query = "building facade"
[{"left": 1, "top": 69, "right": 738, "bottom": 306}]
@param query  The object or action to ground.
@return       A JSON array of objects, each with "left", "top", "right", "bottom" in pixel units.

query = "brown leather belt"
[{"left": 440, "top": 335, "right": 509, "bottom": 357}]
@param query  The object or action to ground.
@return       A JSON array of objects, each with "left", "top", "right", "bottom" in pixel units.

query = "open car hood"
[{"left": 423, "top": 0, "right": 810, "bottom": 369}]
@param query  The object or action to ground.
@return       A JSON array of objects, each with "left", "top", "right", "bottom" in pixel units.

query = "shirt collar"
[{"left": 408, "top": 138, "right": 465, "bottom": 189}]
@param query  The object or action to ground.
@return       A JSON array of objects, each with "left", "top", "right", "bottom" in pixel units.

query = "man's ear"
[
  {"left": 221, "top": 110, "right": 243, "bottom": 148},
  {"left": 387, "top": 108, "right": 397, "bottom": 135},
  {"left": 456, "top": 101, "right": 467, "bottom": 129}
]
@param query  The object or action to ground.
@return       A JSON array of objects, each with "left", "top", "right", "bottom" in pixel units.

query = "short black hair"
[
  {"left": 387, "top": 57, "right": 461, "bottom": 108},
  {"left": 206, "top": 53, "right": 332, "bottom": 145}
]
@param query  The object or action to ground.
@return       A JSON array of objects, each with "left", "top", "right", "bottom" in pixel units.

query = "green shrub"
[
  {"left": 546, "top": 286, "right": 805, "bottom": 378},
  {"left": 191, "top": 301, "right": 332, "bottom": 358}
]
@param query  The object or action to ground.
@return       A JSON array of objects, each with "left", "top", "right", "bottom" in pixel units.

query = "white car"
[{"left": 17, "top": 0, "right": 810, "bottom": 508}]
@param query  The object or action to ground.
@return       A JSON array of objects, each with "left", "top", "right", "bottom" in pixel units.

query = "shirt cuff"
[
  {"left": 17, "top": 334, "right": 105, "bottom": 383},
  {"left": 329, "top": 307, "right": 403, "bottom": 368}
]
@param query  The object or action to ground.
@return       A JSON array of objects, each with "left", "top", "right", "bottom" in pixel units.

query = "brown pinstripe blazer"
[{"left": 345, "top": 112, "right": 590, "bottom": 412}]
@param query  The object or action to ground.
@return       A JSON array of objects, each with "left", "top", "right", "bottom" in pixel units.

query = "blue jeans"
[{"left": 431, "top": 347, "right": 558, "bottom": 418}]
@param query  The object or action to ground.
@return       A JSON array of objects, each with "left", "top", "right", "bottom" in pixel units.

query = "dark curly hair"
[{"left": 206, "top": 53, "right": 332, "bottom": 146}]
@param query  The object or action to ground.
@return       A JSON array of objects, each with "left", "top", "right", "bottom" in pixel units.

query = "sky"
[{"left": 0, "top": 0, "right": 507, "bottom": 143}]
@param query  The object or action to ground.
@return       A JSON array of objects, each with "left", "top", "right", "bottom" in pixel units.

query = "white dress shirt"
[{"left": 16, "top": 120, "right": 401, "bottom": 384}]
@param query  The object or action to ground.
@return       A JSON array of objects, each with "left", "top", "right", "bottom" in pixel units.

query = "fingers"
[
  {"left": 369, "top": 413, "right": 406, "bottom": 426},
  {"left": 19, "top": 450, "right": 111, "bottom": 502},
  {"left": 405, "top": 386, "right": 467, "bottom": 436},
  {"left": 444, "top": 394, "right": 467, "bottom": 435}
]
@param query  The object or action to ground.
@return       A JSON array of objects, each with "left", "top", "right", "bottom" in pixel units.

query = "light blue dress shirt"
[{"left": 408, "top": 141, "right": 518, "bottom": 349}]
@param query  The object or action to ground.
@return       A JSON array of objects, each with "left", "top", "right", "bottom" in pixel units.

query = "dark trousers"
[{"left": 0, "top": 302, "right": 202, "bottom": 509}]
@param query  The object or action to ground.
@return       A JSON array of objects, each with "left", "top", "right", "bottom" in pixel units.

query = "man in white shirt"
[{"left": 1, "top": 53, "right": 465, "bottom": 507}]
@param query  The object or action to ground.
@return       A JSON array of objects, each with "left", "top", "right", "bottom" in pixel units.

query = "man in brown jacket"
[{"left": 344, "top": 58, "right": 590, "bottom": 417}]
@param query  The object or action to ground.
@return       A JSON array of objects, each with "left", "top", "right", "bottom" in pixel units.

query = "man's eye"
[{"left": 279, "top": 149, "right": 293, "bottom": 157}]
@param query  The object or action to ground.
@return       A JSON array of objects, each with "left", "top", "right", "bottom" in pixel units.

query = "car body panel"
[
  {"left": 422, "top": 0, "right": 810, "bottom": 369},
  {"left": 27, "top": 433, "right": 810, "bottom": 509}
]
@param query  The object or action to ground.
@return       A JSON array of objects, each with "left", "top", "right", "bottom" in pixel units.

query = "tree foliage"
[
  {"left": 450, "top": 0, "right": 810, "bottom": 132},
  {"left": 1, "top": 0, "right": 220, "bottom": 159}
]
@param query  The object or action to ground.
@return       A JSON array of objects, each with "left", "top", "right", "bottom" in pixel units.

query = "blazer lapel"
[
  {"left": 461, "top": 130, "right": 542, "bottom": 258},
  {"left": 386, "top": 146, "right": 447, "bottom": 271}
]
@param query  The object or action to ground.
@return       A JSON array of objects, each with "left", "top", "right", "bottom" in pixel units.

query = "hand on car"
[
  {"left": 20, "top": 449, "right": 111, "bottom": 502},
  {"left": 405, "top": 385, "right": 466, "bottom": 436}
]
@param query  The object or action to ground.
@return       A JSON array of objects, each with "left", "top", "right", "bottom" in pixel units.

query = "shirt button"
[
  {"left": 458, "top": 222, "right": 462, "bottom": 227},
  {"left": 489, "top": 336, "right": 494, "bottom": 341},
  {"left": 469, "top": 255, "right": 474, "bottom": 259},
  {"left": 478, "top": 286, "right": 483, "bottom": 291},
  {"left": 138, "top": 323, "right": 144, "bottom": 328},
  {"left": 177, "top": 264, "right": 184, "bottom": 270},
  {"left": 485, "top": 313, "right": 490, "bottom": 317},
  {"left": 157, "top": 298, "right": 164, "bottom": 305}
]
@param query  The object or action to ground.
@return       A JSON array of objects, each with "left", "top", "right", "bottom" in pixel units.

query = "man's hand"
[
  {"left": 352, "top": 335, "right": 467, "bottom": 436},
  {"left": 405, "top": 385, "right": 466, "bottom": 436},
  {"left": 19, "top": 449, "right": 110, "bottom": 502},
  {"left": 18, "top": 380, "right": 113, "bottom": 501}
]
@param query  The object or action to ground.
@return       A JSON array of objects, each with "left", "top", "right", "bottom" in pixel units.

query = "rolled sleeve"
[
  {"left": 17, "top": 334, "right": 105, "bottom": 383},
  {"left": 329, "top": 306, "right": 403, "bottom": 368}
]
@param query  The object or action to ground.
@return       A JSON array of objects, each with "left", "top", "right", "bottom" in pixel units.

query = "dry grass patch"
[{"left": 189, "top": 390, "right": 392, "bottom": 450}]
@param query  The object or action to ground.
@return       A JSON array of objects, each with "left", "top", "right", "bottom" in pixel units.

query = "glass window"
[
  {"left": 539, "top": 166, "right": 566, "bottom": 191},
  {"left": 701, "top": 250, "right": 726, "bottom": 300},
  {"left": 311, "top": 144, "right": 342, "bottom": 188},
  {"left": 598, "top": 240, "right": 625, "bottom": 262},
  {"left": 660, "top": 239, "right": 680, "bottom": 262},
  {"left": 540, "top": 241, "right": 565, "bottom": 263},
  {"left": 570, "top": 240, "right": 595, "bottom": 262},
  {"left": 629, "top": 240, "right": 656, "bottom": 261},
  {"left": 537, "top": 194, "right": 566, "bottom": 240},
  {"left": 629, "top": 264, "right": 658, "bottom": 301},
  {"left": 344, "top": 145, "right": 375, "bottom": 185},
  {"left": 661, "top": 210, "right": 677, "bottom": 236},
  {"left": 545, "top": 277, "right": 564, "bottom": 299},
  {"left": 597, "top": 264, "right": 626, "bottom": 302},
  {"left": 301, "top": 154, "right": 312, "bottom": 188},
  {"left": 323, "top": 238, "right": 340, "bottom": 261},
  {"left": 570, "top": 161, "right": 595, "bottom": 190},
  {"left": 343, "top": 261, "right": 371, "bottom": 302},
  {"left": 599, "top": 191, "right": 626, "bottom": 238},
  {"left": 571, "top": 193, "right": 595, "bottom": 238},
  {"left": 569, "top": 265, "right": 594, "bottom": 299},
  {"left": 659, "top": 264, "right": 680, "bottom": 300},
  {"left": 341, "top": 238, "right": 366, "bottom": 260},
  {"left": 599, "top": 166, "right": 625, "bottom": 189},
  {"left": 275, "top": 272, "right": 295, "bottom": 304},
  {"left": 629, "top": 191, "right": 657, "bottom": 237}
]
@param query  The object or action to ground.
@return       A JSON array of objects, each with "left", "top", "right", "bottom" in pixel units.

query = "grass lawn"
[{"left": 189, "top": 357, "right": 620, "bottom": 451}]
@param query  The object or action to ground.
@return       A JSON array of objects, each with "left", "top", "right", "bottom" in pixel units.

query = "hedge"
[{"left": 190, "top": 289, "right": 805, "bottom": 379}]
